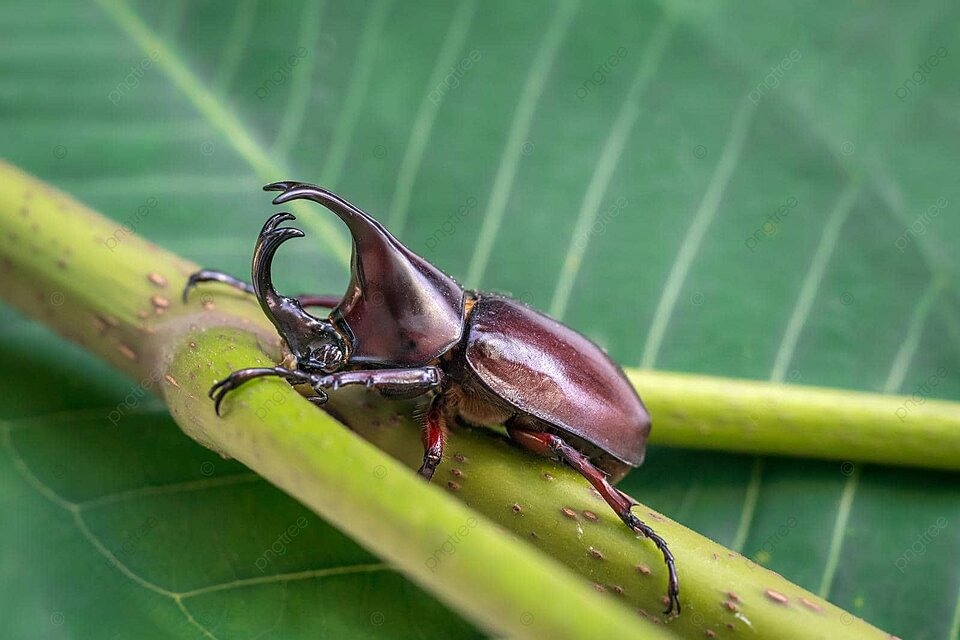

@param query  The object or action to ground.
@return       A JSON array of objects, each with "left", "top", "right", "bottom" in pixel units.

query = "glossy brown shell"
[{"left": 464, "top": 295, "right": 650, "bottom": 467}]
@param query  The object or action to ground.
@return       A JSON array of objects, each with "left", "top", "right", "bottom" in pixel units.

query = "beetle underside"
[{"left": 183, "top": 181, "right": 680, "bottom": 616}]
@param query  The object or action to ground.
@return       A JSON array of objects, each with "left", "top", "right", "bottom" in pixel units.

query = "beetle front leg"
[
  {"left": 312, "top": 366, "right": 442, "bottom": 396},
  {"left": 507, "top": 426, "right": 681, "bottom": 616},
  {"left": 183, "top": 269, "right": 254, "bottom": 301},
  {"left": 182, "top": 269, "right": 341, "bottom": 309},
  {"left": 210, "top": 366, "right": 323, "bottom": 415}
]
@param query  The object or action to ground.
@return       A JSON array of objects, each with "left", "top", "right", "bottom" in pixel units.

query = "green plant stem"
[
  {"left": 631, "top": 369, "right": 960, "bottom": 470},
  {"left": 0, "top": 159, "right": 906, "bottom": 638}
]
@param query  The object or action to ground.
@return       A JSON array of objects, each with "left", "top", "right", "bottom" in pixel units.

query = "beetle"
[{"left": 183, "top": 181, "right": 680, "bottom": 615}]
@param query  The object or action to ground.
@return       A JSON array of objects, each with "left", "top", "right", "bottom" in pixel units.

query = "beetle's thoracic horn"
[
  {"left": 264, "top": 182, "right": 466, "bottom": 367},
  {"left": 250, "top": 212, "right": 338, "bottom": 362}
]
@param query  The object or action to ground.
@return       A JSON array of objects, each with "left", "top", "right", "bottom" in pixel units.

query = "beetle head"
[
  {"left": 264, "top": 182, "right": 466, "bottom": 367},
  {"left": 251, "top": 212, "right": 347, "bottom": 373}
]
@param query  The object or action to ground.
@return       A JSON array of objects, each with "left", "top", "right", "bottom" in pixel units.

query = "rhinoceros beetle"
[{"left": 183, "top": 181, "right": 680, "bottom": 615}]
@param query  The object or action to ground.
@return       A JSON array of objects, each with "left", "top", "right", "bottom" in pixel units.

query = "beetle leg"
[
  {"left": 182, "top": 269, "right": 255, "bottom": 302},
  {"left": 506, "top": 426, "right": 681, "bottom": 616},
  {"left": 209, "top": 366, "right": 323, "bottom": 415},
  {"left": 311, "top": 366, "right": 442, "bottom": 396},
  {"left": 307, "top": 367, "right": 446, "bottom": 479},
  {"left": 418, "top": 395, "right": 447, "bottom": 481},
  {"left": 182, "top": 269, "right": 340, "bottom": 309}
]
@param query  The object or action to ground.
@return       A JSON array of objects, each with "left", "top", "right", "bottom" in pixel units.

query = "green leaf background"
[{"left": 2, "top": 1, "right": 959, "bottom": 638}]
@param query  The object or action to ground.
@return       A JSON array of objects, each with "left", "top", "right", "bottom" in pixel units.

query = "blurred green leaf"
[{"left": 1, "top": 1, "right": 959, "bottom": 639}]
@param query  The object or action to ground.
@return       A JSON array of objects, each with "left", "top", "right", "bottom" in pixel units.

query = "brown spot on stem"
[
  {"left": 765, "top": 589, "right": 789, "bottom": 605},
  {"left": 582, "top": 510, "right": 598, "bottom": 521},
  {"left": 611, "top": 585, "right": 624, "bottom": 596},
  {"left": 136, "top": 309, "right": 150, "bottom": 319},
  {"left": 727, "top": 591, "right": 740, "bottom": 602},
  {"left": 118, "top": 344, "right": 137, "bottom": 361},
  {"left": 511, "top": 503, "right": 522, "bottom": 514},
  {"left": 705, "top": 631, "right": 716, "bottom": 638},
  {"left": 450, "top": 468, "right": 464, "bottom": 478},
  {"left": 529, "top": 531, "right": 538, "bottom": 539},
  {"left": 56, "top": 258, "right": 68, "bottom": 269},
  {"left": 723, "top": 601, "right": 739, "bottom": 613},
  {"left": 151, "top": 295, "right": 170, "bottom": 310},
  {"left": 592, "top": 584, "right": 605, "bottom": 593},
  {"left": 202, "top": 299, "right": 215, "bottom": 310},
  {"left": 453, "top": 453, "right": 467, "bottom": 463},
  {"left": 636, "top": 564, "right": 651, "bottom": 575},
  {"left": 589, "top": 547, "right": 604, "bottom": 560},
  {"left": 543, "top": 473, "right": 554, "bottom": 481},
  {"left": 561, "top": 507, "right": 577, "bottom": 520},
  {"left": 446, "top": 481, "right": 460, "bottom": 491},
  {"left": 147, "top": 272, "right": 168, "bottom": 288},
  {"left": 799, "top": 597, "right": 822, "bottom": 613}
]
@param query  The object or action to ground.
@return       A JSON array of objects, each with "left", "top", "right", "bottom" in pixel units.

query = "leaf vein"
[{"left": 464, "top": 0, "right": 579, "bottom": 286}]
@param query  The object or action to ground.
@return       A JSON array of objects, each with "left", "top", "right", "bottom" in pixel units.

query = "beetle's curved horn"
[
  {"left": 250, "top": 213, "right": 338, "bottom": 360},
  {"left": 264, "top": 181, "right": 465, "bottom": 367}
]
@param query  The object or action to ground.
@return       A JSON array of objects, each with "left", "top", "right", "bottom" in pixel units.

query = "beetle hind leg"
[{"left": 506, "top": 426, "right": 681, "bottom": 616}]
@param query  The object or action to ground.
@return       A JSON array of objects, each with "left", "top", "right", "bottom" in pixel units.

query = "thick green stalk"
[
  {"left": 633, "top": 369, "right": 960, "bottom": 470},
  {"left": 0, "top": 160, "right": 903, "bottom": 638}
]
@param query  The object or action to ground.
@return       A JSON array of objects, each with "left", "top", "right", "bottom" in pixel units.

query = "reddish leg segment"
[
  {"left": 419, "top": 395, "right": 447, "bottom": 481},
  {"left": 507, "top": 426, "right": 680, "bottom": 616}
]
